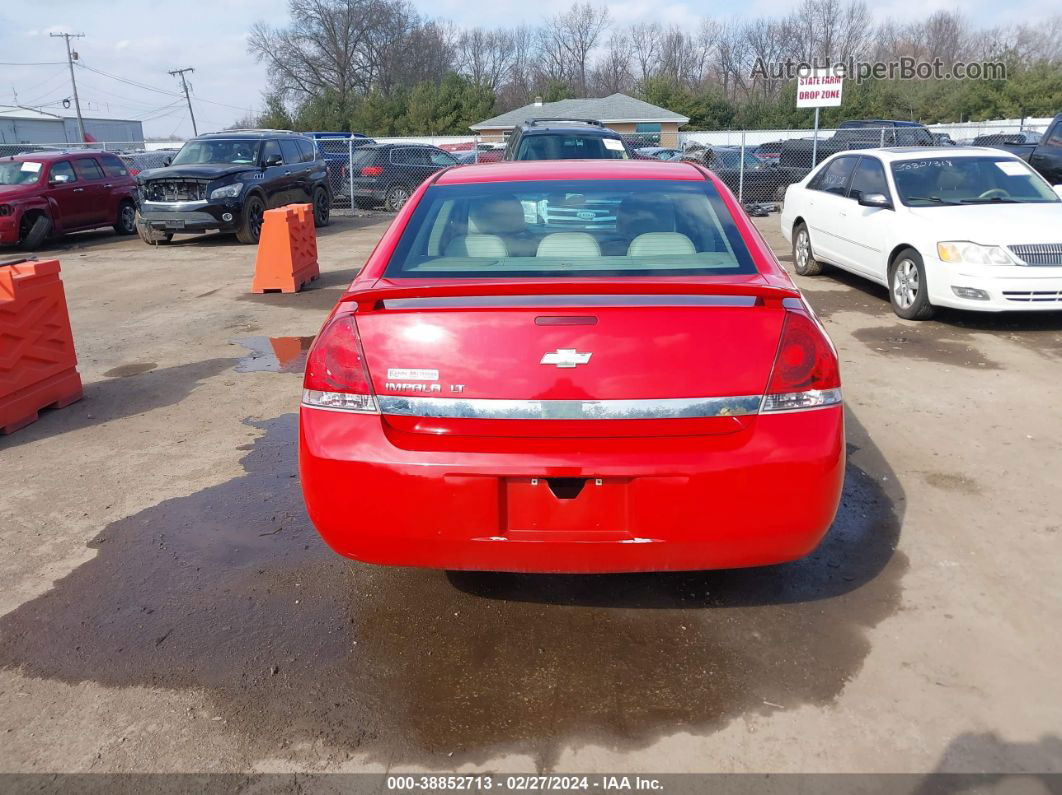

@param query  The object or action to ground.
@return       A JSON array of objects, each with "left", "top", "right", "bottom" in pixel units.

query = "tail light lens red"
[
  {"left": 129, "top": 168, "right": 141, "bottom": 176},
  {"left": 360, "top": 166, "right": 383, "bottom": 177},
  {"left": 302, "top": 314, "right": 378, "bottom": 413},
  {"left": 762, "top": 308, "right": 842, "bottom": 412}
]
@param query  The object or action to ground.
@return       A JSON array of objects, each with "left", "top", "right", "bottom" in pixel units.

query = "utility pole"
[
  {"left": 169, "top": 67, "right": 197, "bottom": 136},
  {"left": 50, "top": 32, "right": 86, "bottom": 143}
]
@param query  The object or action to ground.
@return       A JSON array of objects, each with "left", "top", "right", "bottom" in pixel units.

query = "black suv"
[
  {"left": 503, "top": 119, "right": 633, "bottom": 160},
  {"left": 348, "top": 143, "right": 458, "bottom": 211},
  {"left": 136, "top": 130, "right": 331, "bottom": 244}
]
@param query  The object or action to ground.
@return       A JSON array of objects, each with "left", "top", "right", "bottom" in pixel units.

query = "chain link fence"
[{"left": 9, "top": 120, "right": 1052, "bottom": 219}]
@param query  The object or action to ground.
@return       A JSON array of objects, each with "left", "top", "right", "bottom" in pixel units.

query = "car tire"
[
  {"left": 889, "top": 248, "right": 935, "bottom": 320},
  {"left": 114, "top": 201, "right": 137, "bottom": 235},
  {"left": 384, "top": 184, "right": 411, "bottom": 212},
  {"left": 312, "top": 186, "right": 330, "bottom": 228},
  {"left": 792, "top": 223, "right": 823, "bottom": 276},
  {"left": 236, "top": 195, "right": 266, "bottom": 245},
  {"left": 135, "top": 212, "right": 173, "bottom": 245},
  {"left": 18, "top": 213, "right": 52, "bottom": 250}
]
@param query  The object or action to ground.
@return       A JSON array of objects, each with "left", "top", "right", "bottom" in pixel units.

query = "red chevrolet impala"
[{"left": 299, "top": 160, "right": 844, "bottom": 573}]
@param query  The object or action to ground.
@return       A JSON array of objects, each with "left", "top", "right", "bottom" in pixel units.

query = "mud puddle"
[
  {"left": 103, "top": 362, "right": 159, "bottom": 378},
  {"left": 852, "top": 326, "right": 999, "bottom": 369},
  {"left": 233, "top": 336, "right": 315, "bottom": 373},
  {"left": 0, "top": 413, "right": 906, "bottom": 768}
]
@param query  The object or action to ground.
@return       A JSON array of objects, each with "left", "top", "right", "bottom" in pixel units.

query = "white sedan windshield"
[{"left": 891, "top": 156, "right": 1059, "bottom": 206}]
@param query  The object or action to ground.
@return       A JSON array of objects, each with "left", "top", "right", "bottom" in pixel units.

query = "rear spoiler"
[{"left": 340, "top": 280, "right": 801, "bottom": 312}]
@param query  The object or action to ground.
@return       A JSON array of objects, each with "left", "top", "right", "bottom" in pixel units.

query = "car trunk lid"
[{"left": 346, "top": 279, "right": 796, "bottom": 438}]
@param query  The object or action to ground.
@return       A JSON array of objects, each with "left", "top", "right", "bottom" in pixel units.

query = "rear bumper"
[{"left": 298, "top": 406, "right": 845, "bottom": 573}]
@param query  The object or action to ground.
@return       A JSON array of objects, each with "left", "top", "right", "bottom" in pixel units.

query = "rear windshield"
[
  {"left": 890, "top": 156, "right": 1060, "bottom": 206},
  {"left": 384, "top": 179, "right": 757, "bottom": 278},
  {"left": 515, "top": 135, "right": 629, "bottom": 160},
  {"left": 352, "top": 148, "right": 379, "bottom": 165}
]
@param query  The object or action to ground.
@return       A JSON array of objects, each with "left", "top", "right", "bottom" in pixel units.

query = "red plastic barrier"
[
  {"left": 0, "top": 258, "right": 83, "bottom": 435},
  {"left": 250, "top": 204, "right": 320, "bottom": 294}
]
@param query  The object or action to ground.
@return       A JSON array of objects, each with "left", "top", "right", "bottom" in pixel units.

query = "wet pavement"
[
  {"left": 0, "top": 408, "right": 905, "bottom": 768},
  {"left": 234, "top": 337, "right": 316, "bottom": 374}
]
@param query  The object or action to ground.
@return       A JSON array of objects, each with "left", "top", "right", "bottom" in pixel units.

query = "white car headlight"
[
  {"left": 936, "top": 241, "right": 1013, "bottom": 265},
  {"left": 209, "top": 182, "right": 244, "bottom": 200}
]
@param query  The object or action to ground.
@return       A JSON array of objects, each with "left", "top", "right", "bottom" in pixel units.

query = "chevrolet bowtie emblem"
[{"left": 540, "top": 348, "right": 592, "bottom": 368}]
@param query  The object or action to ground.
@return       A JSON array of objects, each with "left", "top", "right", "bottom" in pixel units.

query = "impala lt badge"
[{"left": 540, "top": 348, "right": 592, "bottom": 368}]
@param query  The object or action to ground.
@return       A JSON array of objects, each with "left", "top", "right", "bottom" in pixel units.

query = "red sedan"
[{"left": 299, "top": 160, "right": 844, "bottom": 573}]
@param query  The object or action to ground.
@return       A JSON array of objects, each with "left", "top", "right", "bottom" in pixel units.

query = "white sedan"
[{"left": 780, "top": 147, "right": 1062, "bottom": 319}]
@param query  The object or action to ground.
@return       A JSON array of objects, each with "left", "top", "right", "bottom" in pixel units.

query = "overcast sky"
[{"left": 0, "top": 0, "right": 1054, "bottom": 140}]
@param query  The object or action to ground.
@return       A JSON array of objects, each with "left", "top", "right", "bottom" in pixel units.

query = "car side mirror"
[
  {"left": 49, "top": 174, "right": 72, "bottom": 185},
  {"left": 858, "top": 192, "right": 892, "bottom": 209},
  {"left": 264, "top": 154, "right": 283, "bottom": 167}
]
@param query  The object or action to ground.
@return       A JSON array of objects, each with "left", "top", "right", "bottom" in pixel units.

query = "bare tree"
[
  {"left": 630, "top": 22, "right": 663, "bottom": 84},
  {"left": 591, "top": 32, "right": 634, "bottom": 95},
  {"left": 456, "top": 28, "right": 516, "bottom": 90},
  {"left": 540, "top": 2, "right": 611, "bottom": 96}
]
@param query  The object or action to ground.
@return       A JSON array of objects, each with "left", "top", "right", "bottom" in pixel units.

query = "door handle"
[
  {"left": 72, "top": 187, "right": 84, "bottom": 193},
  {"left": 284, "top": 170, "right": 292, "bottom": 176},
  {"left": 103, "top": 183, "right": 113, "bottom": 188}
]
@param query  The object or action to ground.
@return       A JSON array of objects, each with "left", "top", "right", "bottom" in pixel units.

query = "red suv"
[{"left": 0, "top": 150, "right": 139, "bottom": 249}]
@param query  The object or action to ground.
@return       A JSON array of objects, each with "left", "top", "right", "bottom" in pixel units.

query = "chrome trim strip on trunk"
[
  {"left": 376, "top": 395, "right": 764, "bottom": 420},
  {"left": 382, "top": 295, "right": 760, "bottom": 309}
]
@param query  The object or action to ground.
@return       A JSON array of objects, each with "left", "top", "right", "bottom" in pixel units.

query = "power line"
[
  {"left": 169, "top": 67, "right": 198, "bottom": 136},
  {"left": 76, "top": 62, "right": 256, "bottom": 112},
  {"left": 50, "top": 32, "right": 86, "bottom": 142}
]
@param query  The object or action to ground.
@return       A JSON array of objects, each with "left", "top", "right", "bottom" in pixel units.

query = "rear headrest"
[
  {"left": 536, "top": 232, "right": 601, "bottom": 258},
  {"left": 617, "top": 194, "right": 676, "bottom": 238},
  {"left": 628, "top": 232, "right": 696, "bottom": 257},
  {"left": 469, "top": 198, "right": 526, "bottom": 235},
  {"left": 445, "top": 234, "right": 507, "bottom": 258}
]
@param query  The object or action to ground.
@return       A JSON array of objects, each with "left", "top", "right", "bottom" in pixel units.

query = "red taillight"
[
  {"left": 360, "top": 166, "right": 382, "bottom": 177},
  {"left": 763, "top": 309, "right": 841, "bottom": 412},
  {"left": 302, "top": 314, "right": 378, "bottom": 413},
  {"left": 129, "top": 167, "right": 140, "bottom": 176}
]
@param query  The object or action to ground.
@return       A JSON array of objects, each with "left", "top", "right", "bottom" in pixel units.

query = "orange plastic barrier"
[
  {"left": 250, "top": 203, "right": 320, "bottom": 294},
  {"left": 0, "top": 258, "right": 83, "bottom": 435}
]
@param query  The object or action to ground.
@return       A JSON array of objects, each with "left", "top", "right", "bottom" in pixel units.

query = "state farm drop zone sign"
[{"left": 796, "top": 69, "right": 845, "bottom": 108}]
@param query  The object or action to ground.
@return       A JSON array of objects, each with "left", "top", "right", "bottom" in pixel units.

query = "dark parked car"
[
  {"left": 136, "top": 130, "right": 331, "bottom": 244},
  {"left": 778, "top": 119, "right": 933, "bottom": 176},
  {"left": 636, "top": 146, "right": 683, "bottom": 160},
  {"left": 118, "top": 150, "right": 178, "bottom": 176},
  {"left": 348, "top": 143, "right": 457, "bottom": 211},
  {"left": 752, "top": 141, "right": 784, "bottom": 166},
  {"left": 682, "top": 145, "right": 791, "bottom": 203},
  {"left": 0, "top": 150, "right": 138, "bottom": 249},
  {"left": 971, "top": 130, "right": 1045, "bottom": 162},
  {"left": 454, "top": 149, "right": 504, "bottom": 165},
  {"left": 930, "top": 133, "right": 957, "bottom": 146},
  {"left": 503, "top": 119, "right": 634, "bottom": 160},
  {"left": 304, "top": 132, "right": 375, "bottom": 201},
  {"left": 1028, "top": 114, "right": 1062, "bottom": 183}
]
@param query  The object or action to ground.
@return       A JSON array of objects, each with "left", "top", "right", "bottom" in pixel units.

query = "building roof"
[
  {"left": 0, "top": 105, "right": 64, "bottom": 121},
  {"left": 0, "top": 105, "right": 142, "bottom": 124},
  {"left": 471, "top": 94, "right": 690, "bottom": 131}
]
